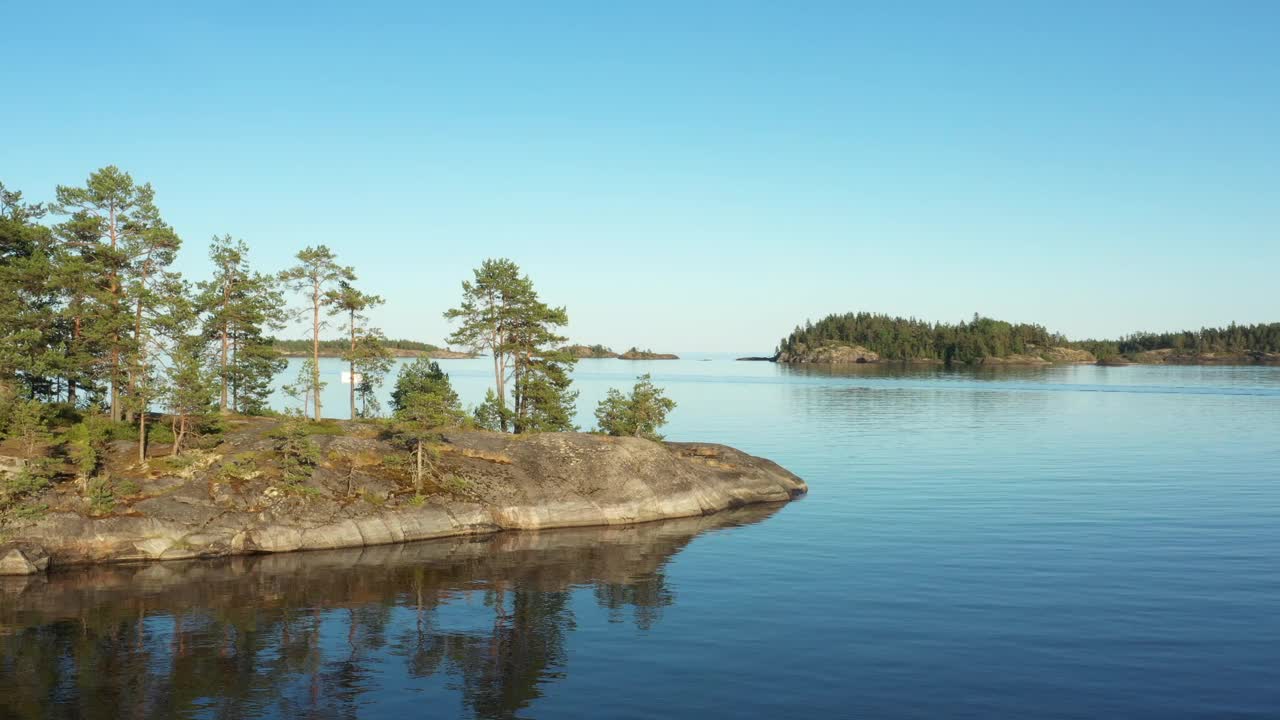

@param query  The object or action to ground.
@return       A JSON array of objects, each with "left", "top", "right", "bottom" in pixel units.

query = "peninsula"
[
  {"left": 564, "top": 345, "right": 680, "bottom": 360},
  {"left": 0, "top": 417, "right": 806, "bottom": 574},
  {"left": 763, "top": 313, "right": 1280, "bottom": 366}
]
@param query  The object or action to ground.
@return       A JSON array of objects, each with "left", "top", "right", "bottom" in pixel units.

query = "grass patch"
[{"left": 302, "top": 420, "right": 345, "bottom": 436}]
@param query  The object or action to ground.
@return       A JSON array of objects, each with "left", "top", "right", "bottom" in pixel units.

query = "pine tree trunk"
[
  {"left": 68, "top": 314, "right": 80, "bottom": 405},
  {"left": 231, "top": 335, "right": 239, "bottom": 411},
  {"left": 109, "top": 202, "right": 122, "bottom": 423},
  {"left": 170, "top": 415, "right": 179, "bottom": 456},
  {"left": 220, "top": 303, "right": 230, "bottom": 413},
  {"left": 173, "top": 416, "right": 186, "bottom": 457},
  {"left": 138, "top": 410, "right": 146, "bottom": 464},
  {"left": 312, "top": 283, "right": 321, "bottom": 421},
  {"left": 349, "top": 309, "right": 356, "bottom": 421},
  {"left": 415, "top": 439, "right": 423, "bottom": 494}
]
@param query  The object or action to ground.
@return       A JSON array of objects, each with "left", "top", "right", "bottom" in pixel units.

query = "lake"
[{"left": 3, "top": 358, "right": 1279, "bottom": 719}]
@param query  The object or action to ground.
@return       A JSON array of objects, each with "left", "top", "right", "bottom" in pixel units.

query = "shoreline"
[{"left": 0, "top": 423, "right": 807, "bottom": 574}]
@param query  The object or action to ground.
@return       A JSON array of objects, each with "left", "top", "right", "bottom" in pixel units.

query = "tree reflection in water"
[{"left": 0, "top": 505, "right": 782, "bottom": 719}]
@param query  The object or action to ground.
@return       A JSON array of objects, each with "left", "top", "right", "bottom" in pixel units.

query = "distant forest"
[
  {"left": 778, "top": 313, "right": 1280, "bottom": 363},
  {"left": 1073, "top": 324, "right": 1280, "bottom": 359},
  {"left": 271, "top": 338, "right": 441, "bottom": 353}
]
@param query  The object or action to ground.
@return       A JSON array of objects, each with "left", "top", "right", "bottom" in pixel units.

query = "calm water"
[{"left": 3, "top": 359, "right": 1279, "bottom": 719}]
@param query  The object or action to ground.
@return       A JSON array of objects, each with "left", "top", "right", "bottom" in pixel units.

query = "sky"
[{"left": 2, "top": 1, "right": 1277, "bottom": 353}]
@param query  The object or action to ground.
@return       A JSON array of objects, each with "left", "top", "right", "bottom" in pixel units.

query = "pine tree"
[
  {"left": 280, "top": 246, "right": 353, "bottom": 420},
  {"left": 594, "top": 374, "right": 676, "bottom": 441},
  {"left": 196, "top": 236, "right": 286, "bottom": 414},
  {"left": 445, "top": 259, "right": 577, "bottom": 433},
  {"left": 165, "top": 333, "right": 217, "bottom": 456},
  {"left": 324, "top": 280, "right": 391, "bottom": 419},
  {"left": 52, "top": 167, "right": 171, "bottom": 421},
  {"left": 390, "top": 358, "right": 465, "bottom": 493},
  {"left": 0, "top": 183, "right": 63, "bottom": 399}
]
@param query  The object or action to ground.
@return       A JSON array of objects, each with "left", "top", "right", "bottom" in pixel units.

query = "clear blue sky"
[{"left": 3, "top": 2, "right": 1277, "bottom": 352}]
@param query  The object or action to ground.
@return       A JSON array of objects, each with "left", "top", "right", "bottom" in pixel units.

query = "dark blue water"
[{"left": 3, "top": 360, "right": 1278, "bottom": 719}]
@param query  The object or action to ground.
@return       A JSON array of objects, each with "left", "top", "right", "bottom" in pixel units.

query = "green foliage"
[
  {"left": 303, "top": 420, "right": 346, "bottom": 436},
  {"left": 444, "top": 258, "right": 578, "bottom": 433},
  {"left": 391, "top": 359, "right": 458, "bottom": 416},
  {"left": 782, "top": 314, "right": 1280, "bottom": 364},
  {"left": 271, "top": 338, "right": 442, "bottom": 354},
  {"left": 216, "top": 452, "right": 260, "bottom": 483},
  {"left": 86, "top": 477, "right": 117, "bottom": 515},
  {"left": 441, "top": 474, "right": 470, "bottom": 493},
  {"left": 594, "top": 374, "right": 677, "bottom": 441},
  {"left": 282, "top": 358, "right": 325, "bottom": 417},
  {"left": 472, "top": 389, "right": 508, "bottom": 431},
  {"left": 1103, "top": 323, "right": 1280, "bottom": 355},
  {"left": 269, "top": 419, "right": 321, "bottom": 485},
  {"left": 1, "top": 459, "right": 55, "bottom": 523},
  {"left": 389, "top": 360, "right": 466, "bottom": 492},
  {"left": 279, "top": 245, "right": 355, "bottom": 421},
  {"left": 5, "top": 397, "right": 52, "bottom": 457},
  {"left": 99, "top": 420, "right": 139, "bottom": 442},
  {"left": 148, "top": 422, "right": 175, "bottom": 444},
  {"left": 65, "top": 416, "right": 111, "bottom": 480},
  {"left": 197, "top": 235, "right": 288, "bottom": 415},
  {"left": 779, "top": 312, "right": 1068, "bottom": 364}
]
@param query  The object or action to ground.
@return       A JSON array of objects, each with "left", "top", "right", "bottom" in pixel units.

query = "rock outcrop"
[
  {"left": 564, "top": 345, "right": 618, "bottom": 358},
  {"left": 1, "top": 421, "right": 806, "bottom": 571},
  {"left": 617, "top": 349, "right": 679, "bottom": 360},
  {"left": 1129, "top": 349, "right": 1280, "bottom": 365},
  {"left": 0, "top": 543, "right": 49, "bottom": 576},
  {"left": 775, "top": 342, "right": 880, "bottom": 364}
]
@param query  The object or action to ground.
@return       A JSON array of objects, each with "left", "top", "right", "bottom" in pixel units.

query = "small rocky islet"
[{"left": 0, "top": 417, "right": 806, "bottom": 574}]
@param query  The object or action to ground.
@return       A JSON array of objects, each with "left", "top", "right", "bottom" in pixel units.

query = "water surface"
[{"left": 3, "top": 360, "right": 1278, "bottom": 718}]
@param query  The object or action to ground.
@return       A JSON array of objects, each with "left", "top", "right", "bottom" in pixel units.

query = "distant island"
[
  {"left": 271, "top": 338, "right": 477, "bottom": 359},
  {"left": 761, "top": 313, "right": 1280, "bottom": 366},
  {"left": 564, "top": 345, "right": 679, "bottom": 360}
]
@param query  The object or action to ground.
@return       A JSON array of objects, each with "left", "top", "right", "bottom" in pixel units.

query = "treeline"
[
  {"left": 779, "top": 312, "right": 1280, "bottom": 363},
  {"left": 1, "top": 168, "right": 681, "bottom": 526},
  {"left": 271, "top": 338, "right": 442, "bottom": 354},
  {"left": 779, "top": 312, "right": 1067, "bottom": 364},
  {"left": 0, "top": 171, "right": 291, "bottom": 445},
  {"left": 1075, "top": 323, "right": 1280, "bottom": 358},
  {"left": 1, "top": 168, "right": 676, "bottom": 453}
]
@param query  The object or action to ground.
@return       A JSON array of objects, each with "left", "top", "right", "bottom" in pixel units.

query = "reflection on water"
[
  {"left": 6, "top": 361, "right": 1280, "bottom": 719},
  {"left": 0, "top": 506, "right": 780, "bottom": 720}
]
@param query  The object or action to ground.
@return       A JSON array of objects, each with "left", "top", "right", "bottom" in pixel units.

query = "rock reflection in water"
[{"left": 0, "top": 505, "right": 783, "bottom": 720}]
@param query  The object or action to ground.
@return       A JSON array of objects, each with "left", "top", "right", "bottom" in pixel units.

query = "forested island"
[
  {"left": 271, "top": 338, "right": 476, "bottom": 359},
  {"left": 564, "top": 345, "right": 680, "bottom": 360},
  {"left": 771, "top": 312, "right": 1280, "bottom": 366},
  {"left": 0, "top": 169, "right": 803, "bottom": 573}
]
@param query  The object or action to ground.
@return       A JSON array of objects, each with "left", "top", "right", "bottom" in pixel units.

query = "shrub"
[
  {"left": 594, "top": 374, "right": 677, "bottom": 441},
  {"left": 4, "top": 398, "right": 51, "bottom": 457},
  {"left": 87, "top": 477, "right": 116, "bottom": 515},
  {"left": 269, "top": 420, "right": 320, "bottom": 486}
]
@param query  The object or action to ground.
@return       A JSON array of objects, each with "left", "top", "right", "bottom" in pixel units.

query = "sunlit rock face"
[{"left": 4, "top": 420, "right": 806, "bottom": 570}]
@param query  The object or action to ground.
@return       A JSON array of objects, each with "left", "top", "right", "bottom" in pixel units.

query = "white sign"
[{"left": 341, "top": 371, "right": 363, "bottom": 385}]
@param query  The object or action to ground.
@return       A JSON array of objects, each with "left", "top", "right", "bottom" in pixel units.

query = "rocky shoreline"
[
  {"left": 750, "top": 341, "right": 1279, "bottom": 366},
  {"left": 564, "top": 345, "right": 680, "bottom": 360},
  {"left": 0, "top": 420, "right": 806, "bottom": 573}
]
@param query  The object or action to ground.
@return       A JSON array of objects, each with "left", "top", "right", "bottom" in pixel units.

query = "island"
[
  {"left": 272, "top": 338, "right": 478, "bottom": 359},
  {"left": 0, "top": 417, "right": 806, "bottom": 574},
  {"left": 756, "top": 313, "right": 1280, "bottom": 366},
  {"left": 563, "top": 345, "right": 680, "bottom": 360}
]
